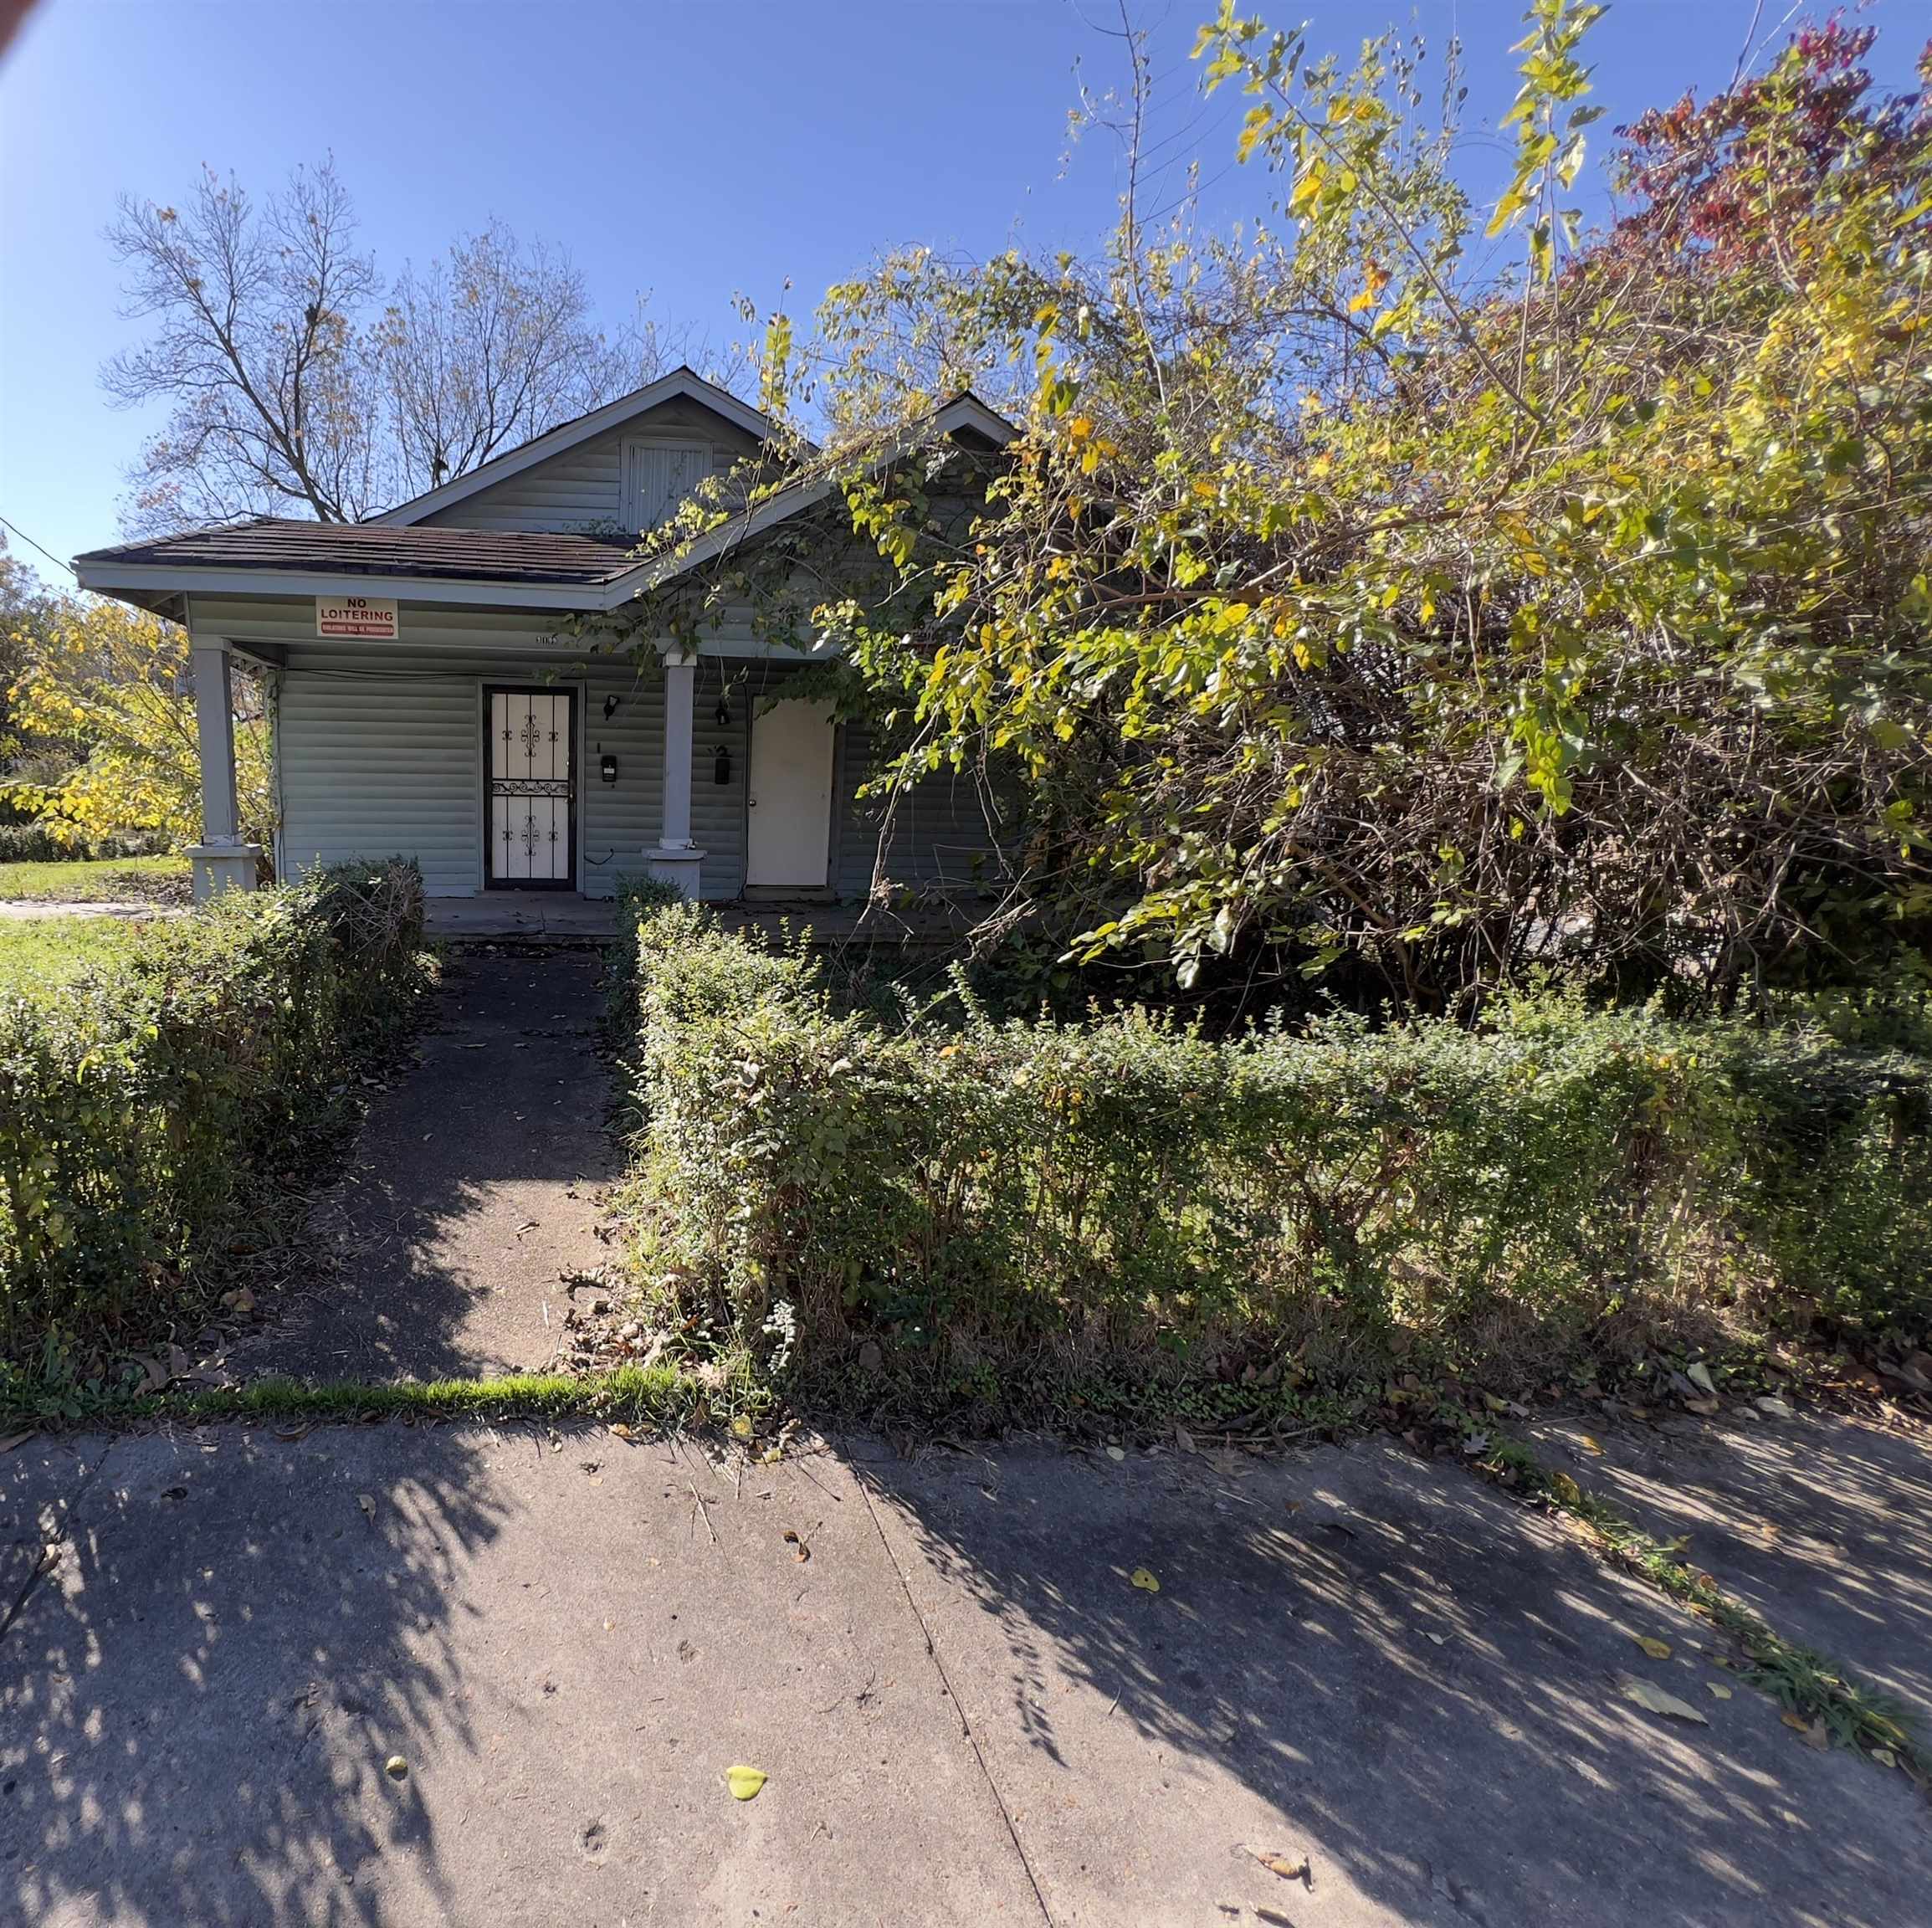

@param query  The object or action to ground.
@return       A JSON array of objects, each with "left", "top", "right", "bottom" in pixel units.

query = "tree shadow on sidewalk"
[
  {"left": 3, "top": 1426, "right": 510, "bottom": 1927},
  {"left": 1530, "top": 1411, "right": 1932, "bottom": 1731},
  {"left": 860, "top": 1435, "right": 1932, "bottom": 1926}
]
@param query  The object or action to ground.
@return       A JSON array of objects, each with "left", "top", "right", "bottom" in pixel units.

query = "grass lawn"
[
  {"left": 0, "top": 854, "right": 190, "bottom": 904},
  {"left": 0, "top": 915, "right": 139, "bottom": 999}
]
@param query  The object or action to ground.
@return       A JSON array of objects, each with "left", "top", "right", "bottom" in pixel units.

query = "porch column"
[
  {"left": 187, "top": 642, "right": 261, "bottom": 904},
  {"left": 645, "top": 649, "right": 705, "bottom": 899}
]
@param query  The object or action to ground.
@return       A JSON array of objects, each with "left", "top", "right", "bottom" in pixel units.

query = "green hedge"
[
  {"left": 623, "top": 901, "right": 1932, "bottom": 1414},
  {"left": 0, "top": 861, "right": 429, "bottom": 1370}
]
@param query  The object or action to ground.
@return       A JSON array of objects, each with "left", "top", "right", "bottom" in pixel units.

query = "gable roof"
[
  {"left": 74, "top": 393, "right": 1018, "bottom": 616},
  {"left": 368, "top": 366, "right": 782, "bottom": 528}
]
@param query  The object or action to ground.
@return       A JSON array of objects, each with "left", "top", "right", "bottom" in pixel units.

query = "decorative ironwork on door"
[{"left": 488, "top": 690, "right": 574, "bottom": 885}]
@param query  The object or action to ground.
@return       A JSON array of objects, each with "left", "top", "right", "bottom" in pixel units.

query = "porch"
[{"left": 423, "top": 889, "right": 980, "bottom": 948}]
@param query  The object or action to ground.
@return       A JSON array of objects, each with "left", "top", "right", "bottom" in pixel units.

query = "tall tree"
[
  {"left": 106, "top": 162, "right": 386, "bottom": 529},
  {"left": 0, "top": 537, "right": 62, "bottom": 787},
  {"left": 377, "top": 221, "right": 645, "bottom": 498},
  {"left": 766, "top": 4, "right": 1931, "bottom": 1009},
  {"left": 3, "top": 595, "right": 274, "bottom": 850},
  {"left": 104, "top": 162, "right": 671, "bottom": 531}
]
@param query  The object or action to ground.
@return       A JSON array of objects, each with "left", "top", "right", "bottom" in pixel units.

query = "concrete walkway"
[
  {"left": 226, "top": 948, "right": 618, "bottom": 1382},
  {"left": 4, "top": 1417, "right": 1929, "bottom": 1927},
  {"left": 0, "top": 900, "right": 187, "bottom": 922}
]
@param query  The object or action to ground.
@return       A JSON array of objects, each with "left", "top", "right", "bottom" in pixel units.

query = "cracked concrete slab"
[{"left": 1, "top": 1438, "right": 107, "bottom": 1624}]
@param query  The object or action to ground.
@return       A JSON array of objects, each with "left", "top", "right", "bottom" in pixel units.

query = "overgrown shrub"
[
  {"left": 0, "top": 859, "right": 429, "bottom": 1373},
  {"left": 621, "top": 905, "right": 1932, "bottom": 1424},
  {"left": 0, "top": 822, "right": 172, "bottom": 863}
]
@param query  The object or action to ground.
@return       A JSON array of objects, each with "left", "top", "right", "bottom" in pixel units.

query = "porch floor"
[
  {"left": 425, "top": 891, "right": 984, "bottom": 946},
  {"left": 425, "top": 892, "right": 621, "bottom": 942}
]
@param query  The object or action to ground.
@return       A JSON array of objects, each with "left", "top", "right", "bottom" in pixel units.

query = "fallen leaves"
[
  {"left": 782, "top": 1528, "right": 811, "bottom": 1563},
  {"left": 1617, "top": 1674, "right": 1709, "bottom": 1725},
  {"left": 725, "top": 1764, "right": 767, "bottom": 1801},
  {"left": 1245, "top": 1846, "right": 1312, "bottom": 1884},
  {"left": 1707, "top": 1682, "right": 1732, "bottom": 1700},
  {"left": 384, "top": 1754, "right": 408, "bottom": 1781},
  {"left": 1130, "top": 1567, "right": 1161, "bottom": 1593},
  {"left": 1631, "top": 1633, "right": 1673, "bottom": 1660}
]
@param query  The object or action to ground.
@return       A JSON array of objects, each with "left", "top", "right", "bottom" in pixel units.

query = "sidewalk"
[{"left": 6, "top": 1418, "right": 1928, "bottom": 1927}]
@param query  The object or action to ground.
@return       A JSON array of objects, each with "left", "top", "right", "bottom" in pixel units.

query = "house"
[{"left": 73, "top": 369, "right": 1014, "bottom": 914}]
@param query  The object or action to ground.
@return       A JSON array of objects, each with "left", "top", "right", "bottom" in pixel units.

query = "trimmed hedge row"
[
  {"left": 0, "top": 861, "right": 429, "bottom": 1368},
  {"left": 623, "top": 899, "right": 1931, "bottom": 1410}
]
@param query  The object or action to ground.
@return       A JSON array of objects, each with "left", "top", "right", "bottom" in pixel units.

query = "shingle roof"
[{"left": 75, "top": 518, "right": 645, "bottom": 586}]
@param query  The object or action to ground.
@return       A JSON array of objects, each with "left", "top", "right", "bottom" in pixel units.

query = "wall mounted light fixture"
[
  {"left": 714, "top": 746, "right": 731, "bottom": 785},
  {"left": 602, "top": 693, "right": 620, "bottom": 720},
  {"left": 715, "top": 695, "right": 732, "bottom": 728}
]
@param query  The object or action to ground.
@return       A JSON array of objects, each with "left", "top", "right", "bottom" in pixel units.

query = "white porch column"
[
  {"left": 187, "top": 641, "right": 261, "bottom": 903},
  {"left": 645, "top": 650, "right": 705, "bottom": 898}
]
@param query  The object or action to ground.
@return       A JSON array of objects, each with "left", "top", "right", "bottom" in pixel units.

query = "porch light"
[
  {"left": 715, "top": 694, "right": 731, "bottom": 727},
  {"left": 714, "top": 746, "right": 731, "bottom": 785},
  {"left": 600, "top": 752, "right": 619, "bottom": 785},
  {"left": 603, "top": 693, "right": 621, "bottom": 720}
]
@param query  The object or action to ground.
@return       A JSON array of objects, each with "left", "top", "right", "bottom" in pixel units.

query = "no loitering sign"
[{"left": 315, "top": 595, "right": 398, "bottom": 639}]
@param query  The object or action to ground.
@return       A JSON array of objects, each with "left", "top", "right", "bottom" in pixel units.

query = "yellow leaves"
[
  {"left": 1130, "top": 1567, "right": 1161, "bottom": 1592},
  {"left": 725, "top": 1765, "right": 767, "bottom": 1801},
  {"left": 1631, "top": 1634, "right": 1672, "bottom": 1660},
  {"left": 1348, "top": 264, "right": 1391, "bottom": 315},
  {"left": 7, "top": 595, "right": 272, "bottom": 848}
]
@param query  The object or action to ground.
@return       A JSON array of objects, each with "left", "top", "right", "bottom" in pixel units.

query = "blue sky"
[{"left": 2, "top": 0, "right": 1925, "bottom": 577}]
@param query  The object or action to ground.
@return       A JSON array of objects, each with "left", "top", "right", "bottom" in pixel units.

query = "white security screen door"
[
  {"left": 622, "top": 439, "right": 710, "bottom": 533},
  {"left": 746, "top": 699, "right": 836, "bottom": 890},
  {"left": 488, "top": 688, "right": 576, "bottom": 887}
]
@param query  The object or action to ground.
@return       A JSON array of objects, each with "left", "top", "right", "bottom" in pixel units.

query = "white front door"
[
  {"left": 488, "top": 688, "right": 576, "bottom": 887},
  {"left": 746, "top": 698, "right": 836, "bottom": 890}
]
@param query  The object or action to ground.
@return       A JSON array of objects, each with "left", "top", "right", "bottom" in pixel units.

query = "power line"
[{"left": 0, "top": 514, "right": 78, "bottom": 581}]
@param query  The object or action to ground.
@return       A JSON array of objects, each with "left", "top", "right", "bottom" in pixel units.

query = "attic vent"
[{"left": 621, "top": 439, "right": 710, "bottom": 534}]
